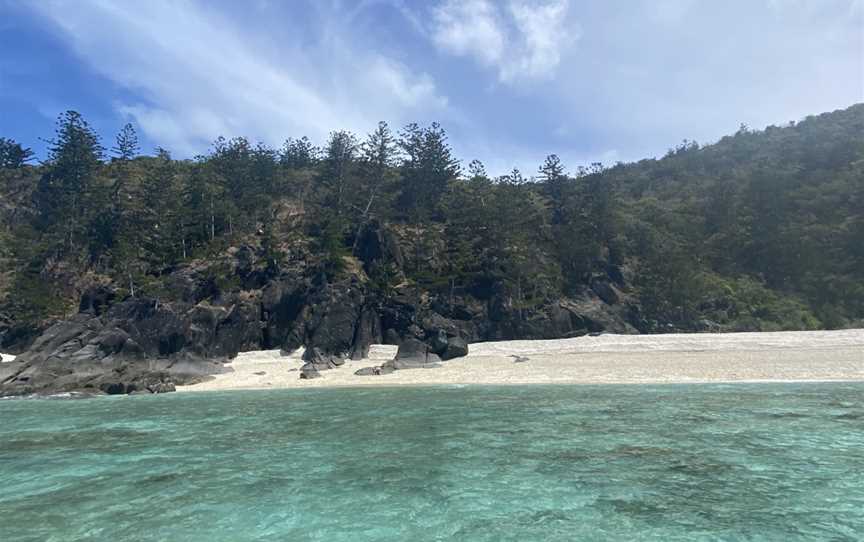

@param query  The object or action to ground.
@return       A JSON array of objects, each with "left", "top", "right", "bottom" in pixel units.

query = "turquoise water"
[{"left": 1, "top": 384, "right": 863, "bottom": 541}]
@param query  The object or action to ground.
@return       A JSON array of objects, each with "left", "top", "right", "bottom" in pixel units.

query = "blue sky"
[{"left": 1, "top": 0, "right": 862, "bottom": 174}]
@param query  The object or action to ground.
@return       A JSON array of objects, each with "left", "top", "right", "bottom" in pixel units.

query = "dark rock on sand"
[
  {"left": 395, "top": 338, "right": 441, "bottom": 364},
  {"left": 441, "top": 336, "right": 469, "bottom": 360},
  {"left": 299, "top": 363, "right": 322, "bottom": 379}
]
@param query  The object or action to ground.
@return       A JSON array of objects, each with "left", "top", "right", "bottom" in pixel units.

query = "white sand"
[
  {"left": 0, "top": 352, "right": 15, "bottom": 363},
  {"left": 177, "top": 329, "right": 864, "bottom": 392}
]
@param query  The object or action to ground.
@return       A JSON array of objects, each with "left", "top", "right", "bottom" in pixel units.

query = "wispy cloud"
[
  {"left": 431, "top": 0, "right": 577, "bottom": 84},
  {"left": 8, "top": 0, "right": 861, "bottom": 175},
  {"left": 27, "top": 0, "right": 448, "bottom": 155}
]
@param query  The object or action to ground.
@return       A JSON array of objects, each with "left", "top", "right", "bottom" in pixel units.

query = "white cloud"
[
  {"left": 431, "top": 0, "right": 576, "bottom": 84},
  {"left": 431, "top": 0, "right": 505, "bottom": 67},
  {"left": 28, "top": 0, "right": 448, "bottom": 155},
  {"left": 504, "top": 1, "right": 574, "bottom": 81}
]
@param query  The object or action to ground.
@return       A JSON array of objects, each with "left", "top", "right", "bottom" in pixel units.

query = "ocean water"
[{"left": 1, "top": 384, "right": 863, "bottom": 541}]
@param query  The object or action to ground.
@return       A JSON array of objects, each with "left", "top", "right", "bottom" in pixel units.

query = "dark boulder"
[
  {"left": 300, "top": 363, "right": 322, "bottom": 379},
  {"left": 394, "top": 338, "right": 440, "bottom": 364},
  {"left": 384, "top": 338, "right": 443, "bottom": 370},
  {"left": 441, "top": 336, "right": 469, "bottom": 360},
  {"left": 302, "top": 347, "right": 344, "bottom": 370},
  {"left": 428, "top": 329, "right": 450, "bottom": 356}
]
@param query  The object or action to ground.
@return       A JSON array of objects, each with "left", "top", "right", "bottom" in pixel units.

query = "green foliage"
[
  {"left": 111, "top": 123, "right": 140, "bottom": 161},
  {"left": 0, "top": 137, "right": 34, "bottom": 169},
  {"left": 397, "top": 122, "right": 460, "bottom": 221},
  {"left": 2, "top": 104, "right": 862, "bottom": 333}
]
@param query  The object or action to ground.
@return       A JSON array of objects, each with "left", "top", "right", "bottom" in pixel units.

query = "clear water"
[{"left": 1, "top": 384, "right": 863, "bottom": 541}]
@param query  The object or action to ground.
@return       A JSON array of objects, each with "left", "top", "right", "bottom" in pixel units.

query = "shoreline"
[
  {"left": 176, "top": 378, "right": 864, "bottom": 394},
  {"left": 177, "top": 329, "right": 864, "bottom": 393}
]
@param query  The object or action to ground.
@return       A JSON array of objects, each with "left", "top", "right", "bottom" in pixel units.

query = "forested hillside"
[{"left": 1, "top": 104, "right": 862, "bottom": 357}]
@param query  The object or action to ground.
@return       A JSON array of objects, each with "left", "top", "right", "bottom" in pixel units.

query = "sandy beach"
[{"left": 176, "top": 329, "right": 864, "bottom": 391}]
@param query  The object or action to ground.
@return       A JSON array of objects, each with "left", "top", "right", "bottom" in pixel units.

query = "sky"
[{"left": 1, "top": 0, "right": 862, "bottom": 175}]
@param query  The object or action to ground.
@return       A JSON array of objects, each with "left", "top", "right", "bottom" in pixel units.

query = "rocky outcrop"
[
  {"left": 0, "top": 221, "right": 641, "bottom": 395},
  {"left": 0, "top": 295, "right": 239, "bottom": 397}
]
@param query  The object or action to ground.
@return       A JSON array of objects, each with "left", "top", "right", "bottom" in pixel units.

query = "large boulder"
[
  {"left": 299, "top": 363, "right": 322, "bottom": 379},
  {"left": 428, "top": 329, "right": 449, "bottom": 356},
  {"left": 386, "top": 338, "right": 442, "bottom": 369},
  {"left": 395, "top": 338, "right": 439, "bottom": 362},
  {"left": 441, "top": 336, "right": 468, "bottom": 360},
  {"left": 301, "top": 347, "right": 344, "bottom": 370}
]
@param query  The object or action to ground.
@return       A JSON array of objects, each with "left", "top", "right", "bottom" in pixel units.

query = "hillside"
[{"left": 0, "top": 104, "right": 862, "bottom": 395}]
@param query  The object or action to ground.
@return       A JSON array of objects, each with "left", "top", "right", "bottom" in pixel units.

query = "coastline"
[{"left": 177, "top": 329, "right": 864, "bottom": 392}]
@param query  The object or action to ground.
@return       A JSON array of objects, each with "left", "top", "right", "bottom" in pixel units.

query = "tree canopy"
[{"left": 1, "top": 104, "right": 862, "bottom": 333}]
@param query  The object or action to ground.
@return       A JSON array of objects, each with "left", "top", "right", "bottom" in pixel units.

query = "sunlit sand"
[{"left": 178, "top": 329, "right": 864, "bottom": 391}]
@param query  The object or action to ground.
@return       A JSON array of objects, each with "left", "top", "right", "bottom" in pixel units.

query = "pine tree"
[
  {"left": 539, "top": 154, "right": 568, "bottom": 223},
  {"left": 397, "top": 122, "right": 459, "bottom": 221},
  {"left": 280, "top": 136, "right": 318, "bottom": 169},
  {"left": 34, "top": 111, "right": 104, "bottom": 252},
  {"left": 0, "top": 137, "right": 34, "bottom": 169},
  {"left": 318, "top": 130, "right": 358, "bottom": 218},
  {"left": 359, "top": 122, "right": 398, "bottom": 217},
  {"left": 111, "top": 123, "right": 140, "bottom": 161}
]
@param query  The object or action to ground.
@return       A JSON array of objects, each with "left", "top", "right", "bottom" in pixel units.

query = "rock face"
[{"left": 0, "top": 222, "right": 640, "bottom": 395}]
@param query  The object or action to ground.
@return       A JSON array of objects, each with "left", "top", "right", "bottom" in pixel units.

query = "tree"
[
  {"left": 358, "top": 121, "right": 398, "bottom": 218},
  {"left": 141, "top": 150, "right": 183, "bottom": 262},
  {"left": 0, "top": 137, "right": 34, "bottom": 169},
  {"left": 111, "top": 123, "right": 140, "bottom": 161},
  {"left": 34, "top": 111, "right": 104, "bottom": 251},
  {"left": 280, "top": 136, "right": 318, "bottom": 169},
  {"left": 318, "top": 130, "right": 359, "bottom": 219},
  {"left": 397, "top": 122, "right": 460, "bottom": 221},
  {"left": 467, "top": 159, "right": 486, "bottom": 179},
  {"left": 539, "top": 154, "right": 568, "bottom": 223}
]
